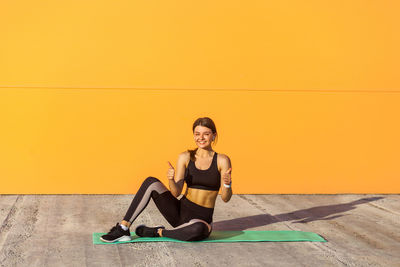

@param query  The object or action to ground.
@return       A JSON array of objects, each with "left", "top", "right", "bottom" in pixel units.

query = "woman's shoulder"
[
  {"left": 178, "top": 151, "right": 191, "bottom": 167},
  {"left": 216, "top": 152, "right": 230, "bottom": 160},
  {"left": 216, "top": 152, "right": 231, "bottom": 173},
  {"left": 179, "top": 150, "right": 191, "bottom": 158},
  {"left": 216, "top": 152, "right": 231, "bottom": 165}
]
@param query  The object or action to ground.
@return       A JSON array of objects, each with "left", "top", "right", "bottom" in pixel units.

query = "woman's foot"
[
  {"left": 135, "top": 225, "right": 165, "bottom": 237},
  {"left": 100, "top": 223, "right": 131, "bottom": 242}
]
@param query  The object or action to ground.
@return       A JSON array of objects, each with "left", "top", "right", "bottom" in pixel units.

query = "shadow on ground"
[{"left": 212, "top": 197, "right": 383, "bottom": 231}]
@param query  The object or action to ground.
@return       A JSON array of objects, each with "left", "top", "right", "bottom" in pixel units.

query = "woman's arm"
[
  {"left": 167, "top": 152, "right": 188, "bottom": 197},
  {"left": 220, "top": 154, "right": 233, "bottom": 202}
]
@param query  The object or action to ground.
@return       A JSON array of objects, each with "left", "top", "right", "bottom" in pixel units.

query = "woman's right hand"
[{"left": 167, "top": 161, "right": 175, "bottom": 180}]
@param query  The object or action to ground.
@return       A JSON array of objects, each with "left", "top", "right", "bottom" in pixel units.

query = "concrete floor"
[{"left": 0, "top": 194, "right": 399, "bottom": 267}]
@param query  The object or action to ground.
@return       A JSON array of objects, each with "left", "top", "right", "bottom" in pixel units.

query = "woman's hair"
[{"left": 187, "top": 117, "right": 218, "bottom": 161}]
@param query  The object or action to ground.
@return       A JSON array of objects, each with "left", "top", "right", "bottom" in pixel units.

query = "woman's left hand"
[{"left": 222, "top": 168, "right": 232, "bottom": 185}]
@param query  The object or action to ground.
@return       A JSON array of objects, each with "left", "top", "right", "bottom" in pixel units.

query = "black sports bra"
[{"left": 184, "top": 152, "right": 221, "bottom": 191}]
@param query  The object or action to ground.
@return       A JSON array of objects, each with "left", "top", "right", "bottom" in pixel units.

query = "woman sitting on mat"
[{"left": 100, "top": 117, "right": 233, "bottom": 242}]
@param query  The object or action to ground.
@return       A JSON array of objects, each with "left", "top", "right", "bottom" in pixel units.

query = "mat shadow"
[{"left": 212, "top": 197, "right": 383, "bottom": 231}]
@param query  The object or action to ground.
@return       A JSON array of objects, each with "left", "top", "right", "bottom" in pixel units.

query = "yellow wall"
[{"left": 0, "top": 1, "right": 399, "bottom": 193}]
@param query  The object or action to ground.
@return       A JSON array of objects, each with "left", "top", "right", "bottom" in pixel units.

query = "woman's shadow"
[{"left": 212, "top": 197, "right": 383, "bottom": 231}]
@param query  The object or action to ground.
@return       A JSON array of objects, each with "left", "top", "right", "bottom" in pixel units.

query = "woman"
[{"left": 100, "top": 117, "right": 232, "bottom": 242}]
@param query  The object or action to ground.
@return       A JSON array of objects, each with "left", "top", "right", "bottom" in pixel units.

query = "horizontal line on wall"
[{"left": 0, "top": 86, "right": 399, "bottom": 93}]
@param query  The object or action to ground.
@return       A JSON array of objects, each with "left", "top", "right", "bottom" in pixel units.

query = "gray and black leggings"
[{"left": 123, "top": 176, "right": 214, "bottom": 241}]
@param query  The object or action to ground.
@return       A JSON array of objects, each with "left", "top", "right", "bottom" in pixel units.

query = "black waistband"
[{"left": 180, "top": 195, "right": 214, "bottom": 224}]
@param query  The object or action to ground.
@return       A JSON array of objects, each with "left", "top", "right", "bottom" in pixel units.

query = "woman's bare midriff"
[{"left": 184, "top": 187, "right": 219, "bottom": 208}]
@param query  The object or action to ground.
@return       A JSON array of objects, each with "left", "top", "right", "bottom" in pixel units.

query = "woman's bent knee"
[
  {"left": 143, "top": 176, "right": 160, "bottom": 186},
  {"left": 186, "top": 222, "right": 210, "bottom": 241},
  {"left": 162, "top": 221, "right": 211, "bottom": 241}
]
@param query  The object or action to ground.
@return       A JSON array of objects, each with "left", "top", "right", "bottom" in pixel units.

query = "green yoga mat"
[{"left": 93, "top": 230, "right": 326, "bottom": 244}]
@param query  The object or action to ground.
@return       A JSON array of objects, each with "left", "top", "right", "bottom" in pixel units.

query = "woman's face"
[{"left": 193, "top": 125, "right": 215, "bottom": 149}]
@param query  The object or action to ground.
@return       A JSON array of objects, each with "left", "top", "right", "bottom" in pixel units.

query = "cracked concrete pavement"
[{"left": 0, "top": 194, "right": 399, "bottom": 266}]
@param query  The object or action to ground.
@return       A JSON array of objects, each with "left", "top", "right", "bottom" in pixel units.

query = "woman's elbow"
[
  {"left": 172, "top": 188, "right": 182, "bottom": 198},
  {"left": 221, "top": 195, "right": 231, "bottom": 203}
]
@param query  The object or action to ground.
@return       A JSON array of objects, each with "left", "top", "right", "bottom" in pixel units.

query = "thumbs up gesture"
[
  {"left": 222, "top": 168, "right": 232, "bottom": 185},
  {"left": 167, "top": 161, "right": 175, "bottom": 180}
]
